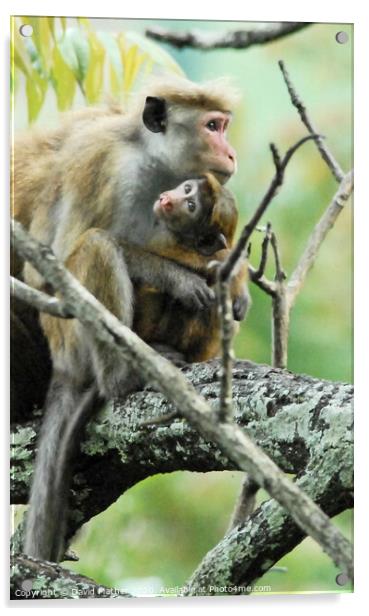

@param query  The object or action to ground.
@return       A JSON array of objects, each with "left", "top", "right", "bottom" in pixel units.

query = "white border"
[{"left": 1, "top": 0, "right": 368, "bottom": 613}]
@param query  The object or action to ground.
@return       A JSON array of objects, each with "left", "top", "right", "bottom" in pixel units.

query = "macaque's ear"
[
  {"left": 197, "top": 232, "right": 228, "bottom": 256},
  {"left": 143, "top": 96, "right": 167, "bottom": 133}
]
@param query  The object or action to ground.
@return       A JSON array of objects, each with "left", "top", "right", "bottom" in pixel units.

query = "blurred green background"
[{"left": 12, "top": 18, "right": 353, "bottom": 595}]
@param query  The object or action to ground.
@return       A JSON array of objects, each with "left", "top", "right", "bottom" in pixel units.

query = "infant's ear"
[{"left": 197, "top": 232, "right": 227, "bottom": 256}]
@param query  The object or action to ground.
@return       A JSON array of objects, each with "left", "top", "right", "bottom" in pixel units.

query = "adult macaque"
[{"left": 12, "top": 76, "right": 240, "bottom": 561}]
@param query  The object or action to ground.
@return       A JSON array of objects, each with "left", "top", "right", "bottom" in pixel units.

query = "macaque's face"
[
  {"left": 153, "top": 177, "right": 228, "bottom": 256},
  {"left": 153, "top": 179, "right": 205, "bottom": 234},
  {"left": 142, "top": 97, "right": 237, "bottom": 184},
  {"left": 197, "top": 111, "right": 237, "bottom": 181}
]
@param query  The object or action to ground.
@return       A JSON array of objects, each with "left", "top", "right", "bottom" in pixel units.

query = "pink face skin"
[
  {"left": 199, "top": 111, "right": 237, "bottom": 180},
  {"left": 153, "top": 180, "right": 202, "bottom": 232},
  {"left": 154, "top": 181, "right": 196, "bottom": 213}
]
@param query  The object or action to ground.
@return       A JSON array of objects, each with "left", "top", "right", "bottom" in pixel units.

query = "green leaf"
[
  {"left": 125, "top": 30, "right": 184, "bottom": 76},
  {"left": 47, "top": 17, "right": 56, "bottom": 40},
  {"left": 84, "top": 31, "right": 106, "bottom": 103},
  {"left": 117, "top": 34, "right": 148, "bottom": 95},
  {"left": 97, "top": 31, "right": 123, "bottom": 95},
  {"left": 58, "top": 28, "right": 90, "bottom": 84},
  {"left": 20, "top": 16, "right": 52, "bottom": 75},
  {"left": 60, "top": 17, "right": 67, "bottom": 33},
  {"left": 11, "top": 19, "right": 33, "bottom": 77},
  {"left": 26, "top": 73, "right": 47, "bottom": 123},
  {"left": 51, "top": 45, "right": 77, "bottom": 111}
]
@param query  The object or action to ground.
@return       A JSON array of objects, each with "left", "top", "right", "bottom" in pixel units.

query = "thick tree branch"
[
  {"left": 10, "top": 555, "right": 130, "bottom": 599},
  {"left": 11, "top": 220, "right": 353, "bottom": 578},
  {"left": 146, "top": 22, "right": 311, "bottom": 50},
  {"left": 184, "top": 469, "right": 352, "bottom": 595},
  {"left": 11, "top": 355, "right": 353, "bottom": 574}
]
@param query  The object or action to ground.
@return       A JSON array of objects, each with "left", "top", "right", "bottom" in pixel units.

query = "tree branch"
[
  {"left": 11, "top": 356, "right": 353, "bottom": 577},
  {"left": 246, "top": 61, "right": 353, "bottom": 370},
  {"left": 11, "top": 277, "right": 73, "bottom": 319},
  {"left": 278, "top": 60, "right": 345, "bottom": 182},
  {"left": 11, "top": 221, "right": 353, "bottom": 579},
  {"left": 220, "top": 135, "right": 320, "bottom": 283},
  {"left": 10, "top": 555, "right": 131, "bottom": 599},
  {"left": 287, "top": 170, "right": 354, "bottom": 307},
  {"left": 184, "top": 468, "right": 352, "bottom": 595},
  {"left": 146, "top": 22, "right": 311, "bottom": 50}
]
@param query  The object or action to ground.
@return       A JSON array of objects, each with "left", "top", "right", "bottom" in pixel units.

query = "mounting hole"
[
  {"left": 335, "top": 572, "right": 349, "bottom": 586},
  {"left": 19, "top": 24, "right": 33, "bottom": 37},
  {"left": 335, "top": 31, "right": 349, "bottom": 44},
  {"left": 21, "top": 578, "right": 33, "bottom": 591}
]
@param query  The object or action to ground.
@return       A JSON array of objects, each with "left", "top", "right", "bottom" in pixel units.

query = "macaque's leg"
[
  {"left": 41, "top": 228, "right": 134, "bottom": 398},
  {"left": 25, "top": 229, "right": 135, "bottom": 561}
]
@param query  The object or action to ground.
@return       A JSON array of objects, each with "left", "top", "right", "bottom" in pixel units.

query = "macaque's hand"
[
  {"left": 232, "top": 288, "right": 250, "bottom": 321},
  {"left": 173, "top": 271, "right": 215, "bottom": 311}
]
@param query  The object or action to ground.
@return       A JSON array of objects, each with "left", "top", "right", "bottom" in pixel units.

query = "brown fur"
[
  {"left": 15, "top": 77, "right": 240, "bottom": 562},
  {"left": 133, "top": 174, "right": 249, "bottom": 362}
]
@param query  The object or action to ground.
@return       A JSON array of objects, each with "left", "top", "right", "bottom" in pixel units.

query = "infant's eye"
[
  {"left": 184, "top": 183, "right": 192, "bottom": 194},
  {"left": 187, "top": 199, "right": 196, "bottom": 212},
  {"left": 206, "top": 120, "right": 218, "bottom": 131}
]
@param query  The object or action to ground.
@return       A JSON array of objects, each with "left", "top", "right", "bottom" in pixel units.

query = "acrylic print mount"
[{"left": 10, "top": 16, "right": 353, "bottom": 599}]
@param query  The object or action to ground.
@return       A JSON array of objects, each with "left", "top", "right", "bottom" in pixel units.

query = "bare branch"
[
  {"left": 11, "top": 277, "right": 73, "bottom": 319},
  {"left": 220, "top": 134, "right": 320, "bottom": 282},
  {"left": 227, "top": 475, "right": 259, "bottom": 532},
  {"left": 270, "top": 231, "right": 287, "bottom": 282},
  {"left": 272, "top": 284, "right": 290, "bottom": 368},
  {"left": 146, "top": 22, "right": 311, "bottom": 50},
  {"left": 252, "top": 223, "right": 272, "bottom": 280},
  {"left": 287, "top": 170, "right": 353, "bottom": 307},
  {"left": 278, "top": 60, "right": 345, "bottom": 182},
  {"left": 216, "top": 275, "right": 234, "bottom": 422},
  {"left": 10, "top": 220, "right": 353, "bottom": 579},
  {"left": 248, "top": 264, "right": 276, "bottom": 295}
]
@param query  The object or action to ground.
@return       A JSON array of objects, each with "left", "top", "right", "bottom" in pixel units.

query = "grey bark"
[
  {"left": 11, "top": 359, "right": 353, "bottom": 523},
  {"left": 11, "top": 220, "right": 352, "bottom": 575},
  {"left": 10, "top": 555, "right": 130, "bottom": 600},
  {"left": 146, "top": 22, "right": 311, "bottom": 50}
]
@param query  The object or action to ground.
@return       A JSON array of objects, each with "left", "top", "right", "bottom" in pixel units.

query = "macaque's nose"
[
  {"left": 159, "top": 193, "right": 173, "bottom": 211},
  {"left": 226, "top": 145, "right": 237, "bottom": 173},
  {"left": 227, "top": 145, "right": 236, "bottom": 164}
]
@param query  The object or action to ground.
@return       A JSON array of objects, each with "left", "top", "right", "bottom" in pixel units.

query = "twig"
[
  {"left": 10, "top": 219, "right": 353, "bottom": 579},
  {"left": 220, "top": 134, "right": 320, "bottom": 283},
  {"left": 248, "top": 264, "right": 276, "bottom": 296},
  {"left": 215, "top": 134, "right": 314, "bottom": 420},
  {"left": 278, "top": 60, "right": 345, "bottom": 182},
  {"left": 270, "top": 231, "right": 287, "bottom": 282},
  {"left": 11, "top": 277, "right": 73, "bottom": 319},
  {"left": 252, "top": 223, "right": 272, "bottom": 280},
  {"left": 227, "top": 475, "right": 259, "bottom": 532},
  {"left": 146, "top": 22, "right": 311, "bottom": 50},
  {"left": 247, "top": 62, "right": 352, "bottom": 369},
  {"left": 287, "top": 170, "right": 353, "bottom": 307}
]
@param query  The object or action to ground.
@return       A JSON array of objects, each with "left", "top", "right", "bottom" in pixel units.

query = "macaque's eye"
[
  {"left": 206, "top": 120, "right": 218, "bottom": 132},
  {"left": 184, "top": 183, "right": 192, "bottom": 194},
  {"left": 187, "top": 199, "right": 196, "bottom": 213}
]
